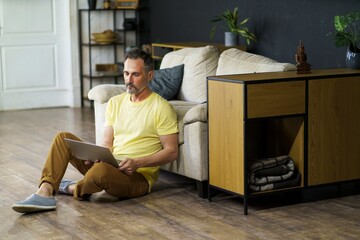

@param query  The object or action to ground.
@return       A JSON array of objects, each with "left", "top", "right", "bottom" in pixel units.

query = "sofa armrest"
[
  {"left": 88, "top": 84, "right": 126, "bottom": 104},
  {"left": 183, "top": 103, "right": 207, "bottom": 125}
]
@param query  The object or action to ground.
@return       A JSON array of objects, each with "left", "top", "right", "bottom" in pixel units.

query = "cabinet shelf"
[{"left": 81, "top": 42, "right": 126, "bottom": 47}]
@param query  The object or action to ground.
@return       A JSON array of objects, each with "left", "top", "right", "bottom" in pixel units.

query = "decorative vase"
[
  {"left": 345, "top": 46, "right": 360, "bottom": 69},
  {"left": 224, "top": 32, "right": 239, "bottom": 47},
  {"left": 88, "top": 0, "right": 97, "bottom": 10}
]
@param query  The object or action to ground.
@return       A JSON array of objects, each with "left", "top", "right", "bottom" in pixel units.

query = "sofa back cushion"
[
  {"left": 160, "top": 45, "right": 220, "bottom": 103},
  {"left": 216, "top": 48, "right": 296, "bottom": 75}
]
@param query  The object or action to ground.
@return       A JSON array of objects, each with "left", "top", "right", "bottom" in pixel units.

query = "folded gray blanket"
[
  {"left": 249, "top": 155, "right": 292, "bottom": 173},
  {"left": 248, "top": 155, "right": 301, "bottom": 192},
  {"left": 249, "top": 157, "right": 295, "bottom": 185},
  {"left": 249, "top": 170, "right": 301, "bottom": 192}
]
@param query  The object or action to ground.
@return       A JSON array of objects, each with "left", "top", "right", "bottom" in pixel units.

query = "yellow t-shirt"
[{"left": 105, "top": 92, "right": 178, "bottom": 192}]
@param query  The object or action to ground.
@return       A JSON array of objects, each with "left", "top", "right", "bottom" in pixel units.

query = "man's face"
[{"left": 123, "top": 58, "right": 152, "bottom": 95}]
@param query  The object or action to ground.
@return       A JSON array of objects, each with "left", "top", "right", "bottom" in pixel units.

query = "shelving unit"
[{"left": 78, "top": 7, "right": 146, "bottom": 107}]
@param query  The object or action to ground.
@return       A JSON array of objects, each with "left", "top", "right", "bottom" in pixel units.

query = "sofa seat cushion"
[
  {"left": 216, "top": 48, "right": 296, "bottom": 75},
  {"left": 182, "top": 103, "right": 207, "bottom": 125},
  {"left": 169, "top": 100, "right": 199, "bottom": 145},
  {"left": 160, "top": 45, "right": 220, "bottom": 103}
]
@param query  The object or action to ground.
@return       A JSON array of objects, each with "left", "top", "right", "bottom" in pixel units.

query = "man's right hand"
[
  {"left": 84, "top": 160, "right": 100, "bottom": 166},
  {"left": 84, "top": 160, "right": 93, "bottom": 166}
]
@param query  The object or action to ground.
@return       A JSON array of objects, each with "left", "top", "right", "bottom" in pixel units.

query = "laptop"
[{"left": 64, "top": 138, "right": 119, "bottom": 168}]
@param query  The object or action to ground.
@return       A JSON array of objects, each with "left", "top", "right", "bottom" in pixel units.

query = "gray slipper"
[
  {"left": 58, "top": 179, "right": 76, "bottom": 195},
  {"left": 12, "top": 194, "right": 56, "bottom": 214}
]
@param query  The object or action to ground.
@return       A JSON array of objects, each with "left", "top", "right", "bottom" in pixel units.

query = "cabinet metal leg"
[
  {"left": 196, "top": 180, "right": 208, "bottom": 199},
  {"left": 337, "top": 184, "right": 342, "bottom": 197},
  {"left": 244, "top": 197, "right": 248, "bottom": 215}
]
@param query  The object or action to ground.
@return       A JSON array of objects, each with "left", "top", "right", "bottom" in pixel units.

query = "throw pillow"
[
  {"left": 160, "top": 45, "right": 220, "bottom": 103},
  {"left": 149, "top": 64, "right": 184, "bottom": 100}
]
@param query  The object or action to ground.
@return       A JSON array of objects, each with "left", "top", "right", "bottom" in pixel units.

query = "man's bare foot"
[{"left": 36, "top": 182, "right": 54, "bottom": 198}]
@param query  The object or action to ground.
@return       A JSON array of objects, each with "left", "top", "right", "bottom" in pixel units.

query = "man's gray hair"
[{"left": 125, "top": 48, "right": 154, "bottom": 72}]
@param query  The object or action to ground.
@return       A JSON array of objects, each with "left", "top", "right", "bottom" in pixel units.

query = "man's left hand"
[{"left": 119, "top": 158, "right": 139, "bottom": 175}]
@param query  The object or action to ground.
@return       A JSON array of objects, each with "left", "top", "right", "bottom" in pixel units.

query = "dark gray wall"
[{"left": 148, "top": 0, "right": 360, "bottom": 68}]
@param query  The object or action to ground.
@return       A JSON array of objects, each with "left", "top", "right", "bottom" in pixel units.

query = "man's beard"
[
  {"left": 126, "top": 83, "right": 147, "bottom": 95},
  {"left": 126, "top": 83, "right": 137, "bottom": 94}
]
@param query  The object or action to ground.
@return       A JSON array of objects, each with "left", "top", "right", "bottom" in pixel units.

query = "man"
[{"left": 12, "top": 49, "right": 179, "bottom": 214}]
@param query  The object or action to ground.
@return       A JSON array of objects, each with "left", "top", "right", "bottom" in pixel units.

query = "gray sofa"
[{"left": 88, "top": 46, "right": 295, "bottom": 198}]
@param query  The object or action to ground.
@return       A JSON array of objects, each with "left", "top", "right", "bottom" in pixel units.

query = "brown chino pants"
[{"left": 40, "top": 132, "right": 149, "bottom": 199}]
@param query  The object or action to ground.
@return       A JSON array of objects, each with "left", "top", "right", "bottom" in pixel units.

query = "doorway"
[{"left": 0, "top": 0, "right": 75, "bottom": 110}]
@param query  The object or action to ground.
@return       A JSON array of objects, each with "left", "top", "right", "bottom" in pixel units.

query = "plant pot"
[
  {"left": 88, "top": 0, "right": 97, "bottom": 10},
  {"left": 345, "top": 46, "right": 360, "bottom": 69},
  {"left": 225, "top": 32, "right": 239, "bottom": 47}
]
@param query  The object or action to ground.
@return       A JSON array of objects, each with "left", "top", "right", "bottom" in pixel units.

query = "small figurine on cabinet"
[{"left": 295, "top": 40, "right": 311, "bottom": 74}]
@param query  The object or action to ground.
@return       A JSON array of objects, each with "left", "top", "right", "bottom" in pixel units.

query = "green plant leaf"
[
  {"left": 209, "top": 7, "right": 256, "bottom": 45},
  {"left": 239, "top": 18, "right": 249, "bottom": 25},
  {"left": 330, "top": 11, "right": 360, "bottom": 50},
  {"left": 334, "top": 16, "right": 345, "bottom": 32}
]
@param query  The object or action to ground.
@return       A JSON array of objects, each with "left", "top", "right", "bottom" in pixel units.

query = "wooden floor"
[{"left": 0, "top": 107, "right": 359, "bottom": 240}]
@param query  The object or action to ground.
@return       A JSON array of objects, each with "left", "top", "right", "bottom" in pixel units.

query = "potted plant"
[
  {"left": 210, "top": 7, "right": 256, "bottom": 46},
  {"left": 329, "top": 11, "right": 360, "bottom": 69}
]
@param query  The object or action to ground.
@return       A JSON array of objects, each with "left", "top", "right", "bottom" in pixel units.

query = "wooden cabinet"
[{"left": 208, "top": 69, "right": 360, "bottom": 214}]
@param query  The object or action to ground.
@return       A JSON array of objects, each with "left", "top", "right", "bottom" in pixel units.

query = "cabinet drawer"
[{"left": 247, "top": 81, "right": 305, "bottom": 118}]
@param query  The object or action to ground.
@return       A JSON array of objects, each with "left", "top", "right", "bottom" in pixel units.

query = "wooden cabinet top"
[
  {"left": 208, "top": 68, "right": 360, "bottom": 84},
  {"left": 152, "top": 42, "right": 246, "bottom": 52}
]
